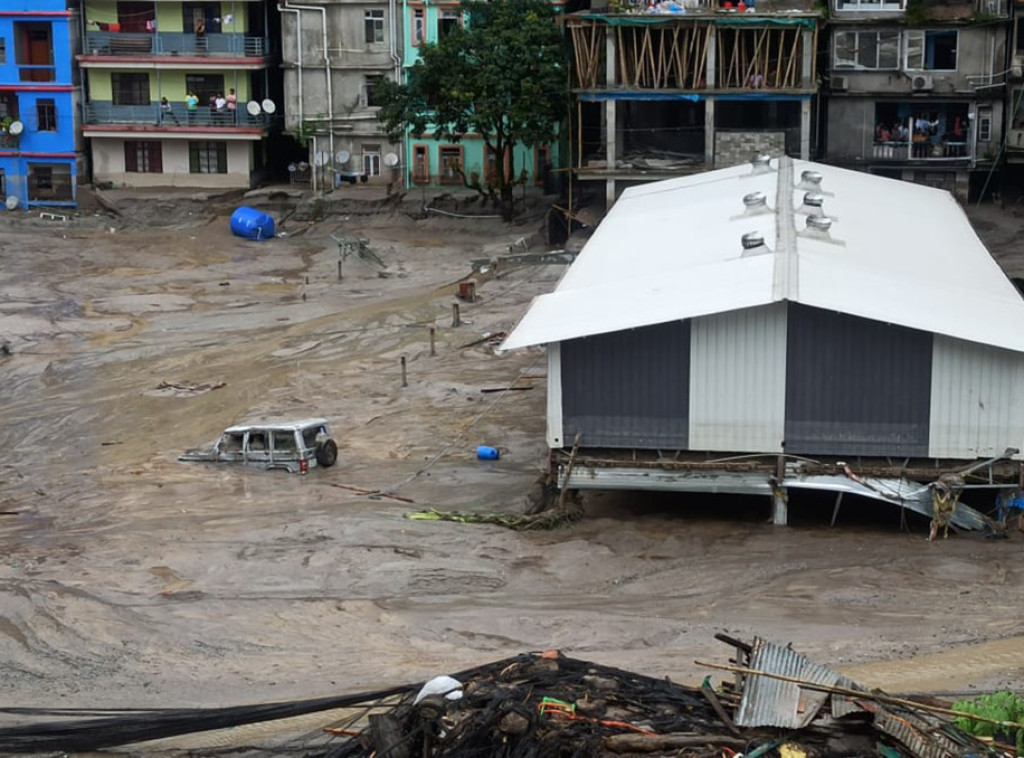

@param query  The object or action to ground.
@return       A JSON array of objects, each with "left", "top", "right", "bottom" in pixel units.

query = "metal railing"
[
  {"left": 83, "top": 101, "right": 276, "bottom": 128},
  {"left": 85, "top": 31, "right": 268, "bottom": 58},
  {"left": 871, "top": 140, "right": 971, "bottom": 160}
]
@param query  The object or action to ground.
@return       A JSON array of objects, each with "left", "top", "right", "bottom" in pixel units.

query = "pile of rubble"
[{"left": 0, "top": 635, "right": 1010, "bottom": 757}]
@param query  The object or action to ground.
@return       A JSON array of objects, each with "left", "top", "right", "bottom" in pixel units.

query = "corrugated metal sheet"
[
  {"left": 734, "top": 637, "right": 840, "bottom": 728},
  {"left": 561, "top": 466, "right": 775, "bottom": 494},
  {"left": 929, "top": 334, "right": 1024, "bottom": 459},
  {"left": 785, "top": 303, "right": 932, "bottom": 457},
  {"left": 689, "top": 303, "right": 787, "bottom": 452},
  {"left": 501, "top": 157, "right": 1024, "bottom": 354},
  {"left": 561, "top": 320, "right": 690, "bottom": 449}
]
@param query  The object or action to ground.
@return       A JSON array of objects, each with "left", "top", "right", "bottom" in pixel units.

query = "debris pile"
[{"left": 0, "top": 636, "right": 1011, "bottom": 757}]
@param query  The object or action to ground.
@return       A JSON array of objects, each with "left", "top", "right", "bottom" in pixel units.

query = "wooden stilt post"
[
  {"left": 400, "top": 355, "right": 408, "bottom": 388},
  {"left": 429, "top": 325, "right": 436, "bottom": 356}
]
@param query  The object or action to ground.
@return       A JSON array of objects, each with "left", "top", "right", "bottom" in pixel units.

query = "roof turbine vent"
[
  {"left": 799, "top": 191, "right": 826, "bottom": 216},
  {"left": 742, "top": 190, "right": 771, "bottom": 216},
  {"left": 797, "top": 170, "right": 823, "bottom": 191},
  {"left": 741, "top": 230, "right": 771, "bottom": 257},
  {"left": 750, "top": 154, "right": 773, "bottom": 175}
]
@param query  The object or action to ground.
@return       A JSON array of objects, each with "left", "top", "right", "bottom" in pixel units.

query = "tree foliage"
[{"left": 376, "top": 0, "right": 567, "bottom": 220}]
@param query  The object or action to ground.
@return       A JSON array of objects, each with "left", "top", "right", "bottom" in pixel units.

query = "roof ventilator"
[
  {"left": 800, "top": 214, "right": 845, "bottom": 246},
  {"left": 795, "top": 170, "right": 824, "bottom": 192},
  {"left": 797, "top": 191, "right": 827, "bottom": 217},
  {"left": 750, "top": 154, "right": 773, "bottom": 175},
  {"left": 741, "top": 231, "right": 771, "bottom": 257},
  {"left": 742, "top": 191, "right": 772, "bottom": 216}
]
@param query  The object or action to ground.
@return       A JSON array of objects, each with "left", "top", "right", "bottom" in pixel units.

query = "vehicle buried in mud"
[{"left": 179, "top": 418, "right": 338, "bottom": 474}]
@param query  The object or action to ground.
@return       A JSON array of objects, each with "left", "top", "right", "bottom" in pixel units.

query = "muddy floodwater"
[{"left": 3, "top": 197, "right": 1024, "bottom": 737}]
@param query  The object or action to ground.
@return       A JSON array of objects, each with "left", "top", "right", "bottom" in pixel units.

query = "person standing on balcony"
[
  {"left": 161, "top": 97, "right": 180, "bottom": 126},
  {"left": 186, "top": 91, "right": 198, "bottom": 124},
  {"left": 226, "top": 89, "right": 237, "bottom": 123},
  {"left": 195, "top": 16, "right": 206, "bottom": 54}
]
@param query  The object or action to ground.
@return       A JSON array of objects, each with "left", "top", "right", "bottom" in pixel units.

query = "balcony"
[
  {"left": 83, "top": 101, "right": 275, "bottom": 129},
  {"left": 84, "top": 31, "right": 268, "bottom": 59},
  {"left": 870, "top": 139, "right": 971, "bottom": 161}
]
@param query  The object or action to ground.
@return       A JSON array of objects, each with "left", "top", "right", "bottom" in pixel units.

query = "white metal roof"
[
  {"left": 224, "top": 418, "right": 329, "bottom": 433},
  {"left": 501, "top": 158, "right": 1024, "bottom": 353}
]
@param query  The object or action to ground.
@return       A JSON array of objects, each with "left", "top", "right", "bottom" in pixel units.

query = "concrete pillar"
[
  {"left": 800, "top": 98, "right": 811, "bottom": 160},
  {"left": 705, "top": 98, "right": 715, "bottom": 168},
  {"left": 706, "top": 27, "right": 716, "bottom": 88},
  {"left": 772, "top": 487, "right": 788, "bottom": 526},
  {"left": 801, "top": 29, "right": 813, "bottom": 88},
  {"left": 605, "top": 26, "right": 618, "bottom": 209}
]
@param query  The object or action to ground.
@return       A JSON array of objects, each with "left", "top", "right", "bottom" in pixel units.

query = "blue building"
[{"left": 0, "top": 0, "right": 77, "bottom": 209}]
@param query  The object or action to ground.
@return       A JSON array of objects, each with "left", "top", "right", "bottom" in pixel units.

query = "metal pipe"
[
  {"left": 276, "top": 4, "right": 303, "bottom": 132},
  {"left": 280, "top": 2, "right": 335, "bottom": 166},
  {"left": 389, "top": 0, "right": 402, "bottom": 83}
]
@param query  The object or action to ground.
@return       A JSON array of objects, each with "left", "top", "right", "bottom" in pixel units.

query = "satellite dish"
[
  {"left": 335, "top": 150, "right": 350, "bottom": 165},
  {"left": 246, "top": 100, "right": 261, "bottom": 116},
  {"left": 384, "top": 152, "right": 399, "bottom": 167},
  {"left": 261, "top": 99, "right": 276, "bottom": 114},
  {"left": 5, "top": 195, "right": 19, "bottom": 210},
  {"left": 313, "top": 151, "right": 329, "bottom": 167},
  {"left": 8, "top": 120, "right": 23, "bottom": 135}
]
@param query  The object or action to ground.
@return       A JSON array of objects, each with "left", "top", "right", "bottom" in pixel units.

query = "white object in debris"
[{"left": 413, "top": 676, "right": 463, "bottom": 705}]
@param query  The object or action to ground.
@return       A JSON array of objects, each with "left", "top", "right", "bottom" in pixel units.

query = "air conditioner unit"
[
  {"left": 832, "top": 75, "right": 849, "bottom": 91},
  {"left": 912, "top": 74, "right": 934, "bottom": 91}
]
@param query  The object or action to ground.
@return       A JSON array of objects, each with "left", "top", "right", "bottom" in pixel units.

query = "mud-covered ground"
[{"left": 3, "top": 189, "right": 1024, "bottom": 750}]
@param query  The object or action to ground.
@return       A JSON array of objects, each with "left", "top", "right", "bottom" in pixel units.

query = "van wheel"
[{"left": 316, "top": 438, "right": 338, "bottom": 467}]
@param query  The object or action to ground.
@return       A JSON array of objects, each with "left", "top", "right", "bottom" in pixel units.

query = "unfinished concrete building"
[
  {"left": 823, "top": 0, "right": 1011, "bottom": 200},
  {"left": 565, "top": 0, "right": 821, "bottom": 208},
  {"left": 279, "top": 0, "right": 403, "bottom": 189}
]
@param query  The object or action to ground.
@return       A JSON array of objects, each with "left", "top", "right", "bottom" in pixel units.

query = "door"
[{"left": 244, "top": 430, "right": 271, "bottom": 467}]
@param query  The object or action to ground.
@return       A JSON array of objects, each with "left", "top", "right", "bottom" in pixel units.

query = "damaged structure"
[
  {"left": 565, "top": 0, "right": 821, "bottom": 208},
  {"left": 501, "top": 156, "right": 1024, "bottom": 528}
]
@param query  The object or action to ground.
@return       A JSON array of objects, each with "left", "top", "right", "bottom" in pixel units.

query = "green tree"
[{"left": 376, "top": 0, "right": 566, "bottom": 221}]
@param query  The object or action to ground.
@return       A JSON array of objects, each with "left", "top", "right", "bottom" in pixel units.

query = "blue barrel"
[
  {"left": 230, "top": 206, "right": 275, "bottom": 240},
  {"left": 476, "top": 445, "right": 500, "bottom": 460}
]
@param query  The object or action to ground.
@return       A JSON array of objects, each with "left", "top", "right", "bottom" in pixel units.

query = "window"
[
  {"left": 834, "top": 30, "right": 899, "bottom": 70},
  {"left": 363, "top": 145, "right": 381, "bottom": 176},
  {"left": 28, "top": 163, "right": 72, "bottom": 201},
  {"left": 0, "top": 92, "right": 17, "bottom": 121},
  {"left": 904, "top": 30, "right": 958, "bottom": 71},
  {"left": 411, "top": 7, "right": 425, "bottom": 45},
  {"left": 36, "top": 99, "right": 56, "bottom": 131},
  {"left": 117, "top": 1, "right": 156, "bottom": 33},
  {"left": 439, "top": 8, "right": 461, "bottom": 37},
  {"left": 439, "top": 146, "right": 462, "bottom": 184},
  {"left": 124, "top": 141, "right": 162, "bottom": 172},
  {"left": 978, "top": 108, "right": 992, "bottom": 141},
  {"left": 111, "top": 72, "right": 150, "bottom": 106},
  {"left": 189, "top": 141, "right": 227, "bottom": 173},
  {"left": 14, "top": 22, "right": 54, "bottom": 82},
  {"left": 534, "top": 146, "right": 551, "bottom": 187},
  {"left": 365, "top": 9, "right": 385, "bottom": 44},
  {"left": 0, "top": 38, "right": 6, "bottom": 65},
  {"left": 412, "top": 144, "right": 429, "bottom": 183},
  {"left": 362, "top": 75, "right": 384, "bottom": 107}
]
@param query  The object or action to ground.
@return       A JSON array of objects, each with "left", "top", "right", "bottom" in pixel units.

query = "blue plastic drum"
[
  {"left": 476, "top": 445, "right": 500, "bottom": 460},
  {"left": 230, "top": 206, "right": 275, "bottom": 240}
]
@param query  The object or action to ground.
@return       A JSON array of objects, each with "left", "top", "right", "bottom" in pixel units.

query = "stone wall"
[{"left": 714, "top": 131, "right": 786, "bottom": 168}]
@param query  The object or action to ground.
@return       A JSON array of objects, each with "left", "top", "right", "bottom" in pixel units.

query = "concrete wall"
[
  {"left": 87, "top": 70, "right": 253, "bottom": 102},
  {"left": 91, "top": 137, "right": 253, "bottom": 188},
  {"left": 830, "top": 24, "right": 1007, "bottom": 95},
  {"left": 84, "top": 1, "right": 248, "bottom": 33}
]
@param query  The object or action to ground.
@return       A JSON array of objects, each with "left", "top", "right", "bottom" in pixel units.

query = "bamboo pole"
[
  {"left": 774, "top": 28, "right": 785, "bottom": 88},
  {"left": 694, "top": 660, "right": 1024, "bottom": 732}
]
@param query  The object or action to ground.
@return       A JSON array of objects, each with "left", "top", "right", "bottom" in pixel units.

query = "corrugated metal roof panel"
[
  {"left": 734, "top": 638, "right": 840, "bottom": 728},
  {"left": 501, "top": 158, "right": 1024, "bottom": 354}
]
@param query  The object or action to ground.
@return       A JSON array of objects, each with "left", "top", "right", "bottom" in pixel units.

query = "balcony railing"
[
  {"left": 871, "top": 139, "right": 971, "bottom": 160},
  {"left": 83, "top": 101, "right": 274, "bottom": 128},
  {"left": 84, "top": 31, "right": 268, "bottom": 58}
]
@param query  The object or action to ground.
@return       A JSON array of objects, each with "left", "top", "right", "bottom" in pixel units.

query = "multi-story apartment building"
[
  {"left": 279, "top": 0, "right": 403, "bottom": 189},
  {"left": 399, "top": 0, "right": 559, "bottom": 192},
  {"left": 0, "top": 1, "right": 79, "bottom": 209},
  {"left": 564, "top": 0, "right": 821, "bottom": 208},
  {"left": 78, "top": 1, "right": 278, "bottom": 188},
  {"left": 823, "top": 0, "right": 1010, "bottom": 200}
]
